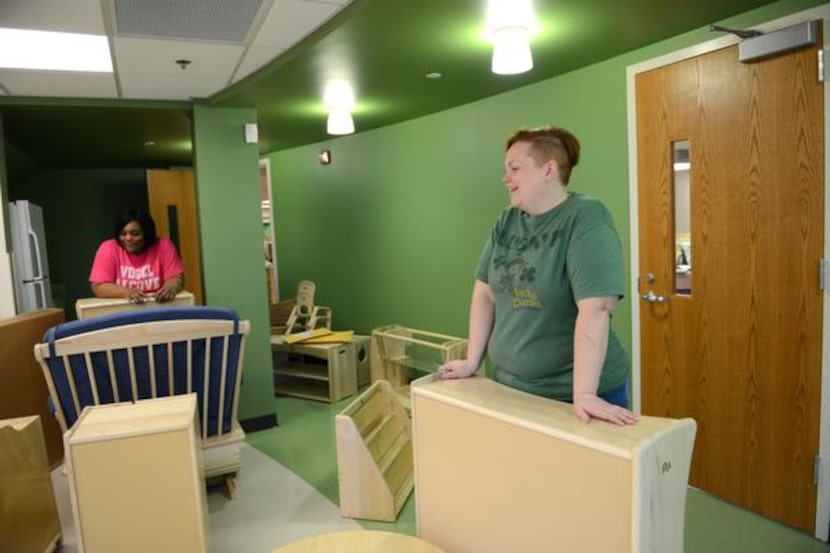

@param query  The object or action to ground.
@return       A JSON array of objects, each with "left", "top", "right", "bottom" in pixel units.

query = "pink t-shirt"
[{"left": 89, "top": 237, "right": 185, "bottom": 294}]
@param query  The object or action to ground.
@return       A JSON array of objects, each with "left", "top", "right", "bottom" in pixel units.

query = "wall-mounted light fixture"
[
  {"left": 244, "top": 123, "right": 258, "bottom": 144},
  {"left": 324, "top": 79, "right": 355, "bottom": 135},
  {"left": 486, "top": 0, "right": 535, "bottom": 75},
  {"left": 318, "top": 149, "right": 332, "bottom": 165}
]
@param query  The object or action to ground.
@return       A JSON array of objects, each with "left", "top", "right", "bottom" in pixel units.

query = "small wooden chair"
[{"left": 285, "top": 280, "right": 332, "bottom": 335}]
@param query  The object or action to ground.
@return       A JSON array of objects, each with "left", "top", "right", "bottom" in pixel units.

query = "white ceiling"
[{"left": 0, "top": 0, "right": 353, "bottom": 100}]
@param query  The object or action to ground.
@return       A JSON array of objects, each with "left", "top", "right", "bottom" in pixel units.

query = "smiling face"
[
  {"left": 119, "top": 220, "right": 146, "bottom": 254},
  {"left": 502, "top": 141, "right": 559, "bottom": 213}
]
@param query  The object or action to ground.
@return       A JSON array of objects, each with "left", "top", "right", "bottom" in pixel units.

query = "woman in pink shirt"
[{"left": 89, "top": 207, "right": 185, "bottom": 304}]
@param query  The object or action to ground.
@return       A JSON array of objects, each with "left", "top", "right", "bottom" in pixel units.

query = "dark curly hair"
[{"left": 113, "top": 207, "right": 157, "bottom": 248}]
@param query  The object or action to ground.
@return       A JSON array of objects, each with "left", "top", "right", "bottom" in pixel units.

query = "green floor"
[{"left": 246, "top": 393, "right": 830, "bottom": 552}]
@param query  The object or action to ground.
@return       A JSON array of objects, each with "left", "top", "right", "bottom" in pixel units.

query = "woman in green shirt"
[{"left": 438, "top": 126, "right": 637, "bottom": 426}]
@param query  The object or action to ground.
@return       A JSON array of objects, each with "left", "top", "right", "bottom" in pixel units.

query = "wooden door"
[
  {"left": 636, "top": 40, "right": 824, "bottom": 532},
  {"left": 147, "top": 169, "right": 204, "bottom": 304}
]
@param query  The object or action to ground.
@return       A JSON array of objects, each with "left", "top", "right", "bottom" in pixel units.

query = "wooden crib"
[{"left": 33, "top": 306, "right": 250, "bottom": 491}]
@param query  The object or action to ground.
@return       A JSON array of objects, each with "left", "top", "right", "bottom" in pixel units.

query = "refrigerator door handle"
[
  {"left": 34, "top": 279, "right": 47, "bottom": 309},
  {"left": 27, "top": 228, "right": 45, "bottom": 280}
]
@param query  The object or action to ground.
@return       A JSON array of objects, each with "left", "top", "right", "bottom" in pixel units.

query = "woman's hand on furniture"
[
  {"left": 437, "top": 359, "right": 478, "bottom": 380},
  {"left": 124, "top": 288, "right": 146, "bottom": 304},
  {"left": 155, "top": 283, "right": 177, "bottom": 302},
  {"left": 155, "top": 277, "right": 183, "bottom": 303},
  {"left": 573, "top": 392, "right": 638, "bottom": 426}
]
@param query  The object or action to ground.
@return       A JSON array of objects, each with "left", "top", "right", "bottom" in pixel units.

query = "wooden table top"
[{"left": 273, "top": 531, "right": 445, "bottom": 553}]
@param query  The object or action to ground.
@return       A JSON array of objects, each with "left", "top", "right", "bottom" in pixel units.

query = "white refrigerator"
[{"left": 9, "top": 200, "right": 53, "bottom": 313}]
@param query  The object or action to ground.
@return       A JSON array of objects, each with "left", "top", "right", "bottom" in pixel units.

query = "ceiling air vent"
[{"left": 113, "top": 0, "right": 264, "bottom": 43}]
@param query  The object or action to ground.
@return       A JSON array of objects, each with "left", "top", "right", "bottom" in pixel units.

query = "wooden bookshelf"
[
  {"left": 335, "top": 380, "right": 413, "bottom": 521},
  {"left": 271, "top": 336, "right": 357, "bottom": 403}
]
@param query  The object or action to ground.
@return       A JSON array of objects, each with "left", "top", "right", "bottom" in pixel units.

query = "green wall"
[
  {"left": 266, "top": 0, "right": 826, "bottom": 351},
  {"left": 0, "top": 0, "right": 822, "bottom": 421},
  {"left": 4, "top": 141, "right": 42, "bottom": 188},
  {"left": 0, "top": 113, "right": 9, "bottom": 252},
  {"left": 7, "top": 169, "right": 146, "bottom": 318},
  {"left": 192, "top": 105, "right": 274, "bottom": 421}
]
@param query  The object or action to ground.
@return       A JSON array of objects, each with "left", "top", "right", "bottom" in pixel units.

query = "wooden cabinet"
[
  {"left": 411, "top": 376, "right": 697, "bottom": 553},
  {"left": 65, "top": 395, "right": 208, "bottom": 553},
  {"left": 74, "top": 291, "right": 195, "bottom": 320},
  {"left": 353, "top": 334, "right": 372, "bottom": 388},
  {"left": 271, "top": 337, "right": 357, "bottom": 403},
  {"left": 0, "top": 308, "right": 65, "bottom": 466},
  {"left": 0, "top": 416, "right": 61, "bottom": 553}
]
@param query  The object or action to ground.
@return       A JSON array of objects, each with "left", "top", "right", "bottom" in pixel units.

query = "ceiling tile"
[
  {"left": 253, "top": 0, "right": 343, "bottom": 50},
  {"left": 113, "top": 36, "right": 244, "bottom": 92},
  {"left": 234, "top": 46, "right": 286, "bottom": 82},
  {"left": 119, "top": 72, "right": 227, "bottom": 101},
  {"left": 0, "top": 70, "right": 117, "bottom": 98},
  {"left": 121, "top": 74, "right": 224, "bottom": 100},
  {"left": 0, "top": 0, "right": 106, "bottom": 34}
]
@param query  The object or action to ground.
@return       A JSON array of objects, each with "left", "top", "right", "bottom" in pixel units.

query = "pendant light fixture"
[
  {"left": 487, "top": 0, "right": 535, "bottom": 75},
  {"left": 326, "top": 107, "right": 354, "bottom": 135},
  {"left": 324, "top": 79, "right": 356, "bottom": 135}
]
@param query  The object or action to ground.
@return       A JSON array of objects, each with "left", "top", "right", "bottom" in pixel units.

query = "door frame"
[
  {"left": 626, "top": 4, "right": 830, "bottom": 539},
  {"left": 259, "top": 157, "right": 280, "bottom": 302}
]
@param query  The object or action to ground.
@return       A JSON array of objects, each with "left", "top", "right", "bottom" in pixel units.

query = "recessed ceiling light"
[
  {"left": 0, "top": 27, "right": 112, "bottom": 72},
  {"left": 424, "top": 72, "right": 442, "bottom": 79},
  {"left": 144, "top": 141, "right": 156, "bottom": 147}
]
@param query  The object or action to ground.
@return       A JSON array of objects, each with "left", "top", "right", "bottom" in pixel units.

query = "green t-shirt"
[{"left": 475, "top": 192, "right": 629, "bottom": 401}]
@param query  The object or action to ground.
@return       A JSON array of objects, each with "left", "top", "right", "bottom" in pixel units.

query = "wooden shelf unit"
[
  {"left": 411, "top": 376, "right": 697, "bottom": 553},
  {"left": 370, "top": 325, "right": 467, "bottom": 408},
  {"left": 335, "top": 380, "right": 413, "bottom": 522},
  {"left": 353, "top": 334, "right": 372, "bottom": 388},
  {"left": 0, "top": 308, "right": 66, "bottom": 467},
  {"left": 271, "top": 336, "right": 357, "bottom": 403},
  {"left": 65, "top": 395, "right": 209, "bottom": 553}
]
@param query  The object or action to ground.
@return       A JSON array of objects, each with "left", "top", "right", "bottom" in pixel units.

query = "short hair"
[
  {"left": 113, "top": 207, "right": 157, "bottom": 247},
  {"left": 506, "top": 126, "right": 581, "bottom": 185}
]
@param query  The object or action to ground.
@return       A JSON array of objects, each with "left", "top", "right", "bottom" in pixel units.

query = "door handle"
[{"left": 642, "top": 290, "right": 667, "bottom": 303}]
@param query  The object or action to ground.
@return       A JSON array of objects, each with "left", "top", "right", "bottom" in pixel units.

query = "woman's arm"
[
  {"left": 91, "top": 282, "right": 147, "bottom": 303},
  {"left": 438, "top": 279, "right": 495, "bottom": 379},
  {"left": 155, "top": 275, "right": 184, "bottom": 303},
  {"left": 572, "top": 295, "right": 637, "bottom": 425}
]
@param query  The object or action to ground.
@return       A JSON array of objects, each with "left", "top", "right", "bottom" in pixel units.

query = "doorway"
[
  {"left": 260, "top": 158, "right": 279, "bottom": 305},
  {"left": 147, "top": 169, "right": 204, "bottom": 305},
  {"left": 628, "top": 6, "right": 830, "bottom": 538}
]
